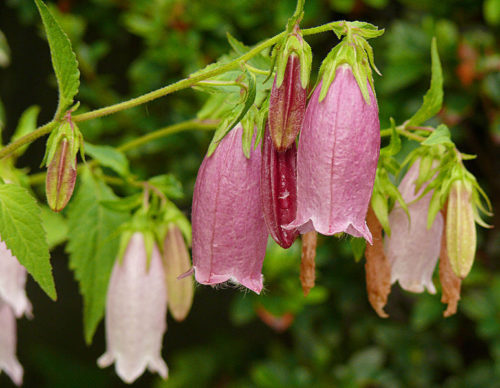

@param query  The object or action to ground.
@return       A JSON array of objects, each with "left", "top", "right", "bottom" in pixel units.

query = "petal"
[
  {"left": 0, "top": 301, "right": 23, "bottom": 386},
  {"left": 386, "top": 198, "right": 443, "bottom": 294},
  {"left": 192, "top": 125, "right": 268, "bottom": 294},
  {"left": 99, "top": 233, "right": 168, "bottom": 383},
  {"left": 0, "top": 239, "right": 32, "bottom": 318},
  {"left": 289, "top": 65, "right": 380, "bottom": 243}
]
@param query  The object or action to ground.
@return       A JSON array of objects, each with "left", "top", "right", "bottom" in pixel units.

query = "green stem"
[
  {"left": 380, "top": 124, "right": 428, "bottom": 142},
  {"left": 1, "top": 21, "right": 343, "bottom": 161},
  {"left": 28, "top": 119, "right": 218, "bottom": 185}
]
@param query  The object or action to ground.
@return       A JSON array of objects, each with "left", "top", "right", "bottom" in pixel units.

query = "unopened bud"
[
  {"left": 260, "top": 124, "right": 298, "bottom": 248},
  {"left": 163, "top": 225, "right": 193, "bottom": 322},
  {"left": 446, "top": 180, "right": 476, "bottom": 278},
  {"left": 46, "top": 138, "right": 76, "bottom": 212}
]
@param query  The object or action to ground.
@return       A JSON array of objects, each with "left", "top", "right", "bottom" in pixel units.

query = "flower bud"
[
  {"left": 46, "top": 138, "right": 77, "bottom": 212},
  {"left": 0, "top": 239, "right": 32, "bottom": 318},
  {"left": 446, "top": 180, "right": 476, "bottom": 278},
  {"left": 286, "top": 65, "right": 380, "bottom": 242},
  {"left": 163, "top": 225, "right": 193, "bottom": 322},
  {"left": 268, "top": 53, "right": 307, "bottom": 151},
  {"left": 260, "top": 125, "right": 298, "bottom": 248},
  {"left": 98, "top": 232, "right": 168, "bottom": 383},
  {"left": 0, "top": 301, "right": 23, "bottom": 386},
  {"left": 192, "top": 124, "right": 268, "bottom": 294},
  {"left": 385, "top": 160, "right": 443, "bottom": 293}
]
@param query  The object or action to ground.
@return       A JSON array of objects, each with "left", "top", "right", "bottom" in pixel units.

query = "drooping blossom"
[
  {"left": 287, "top": 64, "right": 380, "bottom": 243},
  {"left": 0, "top": 240, "right": 32, "bottom": 318},
  {"left": 98, "top": 232, "right": 168, "bottom": 383},
  {"left": 385, "top": 160, "right": 443, "bottom": 294},
  {"left": 0, "top": 301, "right": 23, "bottom": 386},
  {"left": 260, "top": 124, "right": 298, "bottom": 249},
  {"left": 192, "top": 124, "right": 268, "bottom": 294}
]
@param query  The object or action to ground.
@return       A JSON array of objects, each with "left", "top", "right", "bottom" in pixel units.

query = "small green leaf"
[
  {"left": 350, "top": 237, "right": 366, "bottom": 262},
  {"left": 66, "top": 169, "right": 128, "bottom": 343},
  {"left": 422, "top": 124, "right": 453, "bottom": 146},
  {"left": 407, "top": 37, "right": 443, "bottom": 126},
  {"left": 371, "top": 191, "right": 390, "bottom": 236},
  {"left": 149, "top": 174, "right": 184, "bottom": 199},
  {"left": 85, "top": 143, "right": 129, "bottom": 177},
  {"left": 40, "top": 205, "right": 68, "bottom": 249},
  {"left": 0, "top": 184, "right": 56, "bottom": 300},
  {"left": 34, "top": 0, "right": 80, "bottom": 117},
  {"left": 11, "top": 106, "right": 40, "bottom": 157},
  {"left": 100, "top": 193, "right": 143, "bottom": 213},
  {"left": 381, "top": 118, "right": 401, "bottom": 156}
]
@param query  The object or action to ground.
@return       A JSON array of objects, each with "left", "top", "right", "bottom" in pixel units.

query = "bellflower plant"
[
  {"left": 98, "top": 232, "right": 168, "bottom": 383},
  {"left": 192, "top": 124, "right": 268, "bottom": 294},
  {"left": 385, "top": 160, "right": 444, "bottom": 293}
]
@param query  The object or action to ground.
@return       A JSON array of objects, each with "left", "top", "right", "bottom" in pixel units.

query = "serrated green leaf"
[
  {"left": 35, "top": 0, "right": 80, "bottom": 117},
  {"left": 66, "top": 169, "right": 128, "bottom": 344},
  {"left": 0, "top": 184, "right": 56, "bottom": 299},
  {"left": 149, "top": 174, "right": 184, "bottom": 199},
  {"left": 85, "top": 143, "right": 129, "bottom": 177},
  {"left": 407, "top": 38, "right": 443, "bottom": 126},
  {"left": 11, "top": 105, "right": 40, "bottom": 157},
  {"left": 40, "top": 204, "right": 68, "bottom": 249},
  {"left": 422, "top": 124, "right": 453, "bottom": 146}
]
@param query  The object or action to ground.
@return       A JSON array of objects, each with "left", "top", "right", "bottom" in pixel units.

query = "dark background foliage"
[{"left": 0, "top": 0, "right": 499, "bottom": 387}]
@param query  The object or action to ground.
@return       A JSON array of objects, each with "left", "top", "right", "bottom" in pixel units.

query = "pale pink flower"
[
  {"left": 98, "top": 232, "right": 168, "bottom": 383},
  {"left": 0, "top": 300, "right": 23, "bottom": 386}
]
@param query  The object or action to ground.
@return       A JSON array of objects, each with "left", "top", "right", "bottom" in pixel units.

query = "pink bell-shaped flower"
[
  {"left": 0, "top": 240, "right": 32, "bottom": 318},
  {"left": 97, "top": 232, "right": 168, "bottom": 383},
  {"left": 0, "top": 300, "right": 23, "bottom": 386},
  {"left": 385, "top": 161, "right": 444, "bottom": 293},
  {"left": 192, "top": 124, "right": 268, "bottom": 294},
  {"left": 287, "top": 64, "right": 380, "bottom": 243}
]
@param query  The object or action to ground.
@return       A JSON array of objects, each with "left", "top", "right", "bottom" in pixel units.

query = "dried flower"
[
  {"left": 385, "top": 161, "right": 443, "bottom": 293},
  {"left": 287, "top": 64, "right": 380, "bottom": 242},
  {"left": 192, "top": 124, "right": 268, "bottom": 294},
  {"left": 98, "top": 232, "right": 168, "bottom": 383}
]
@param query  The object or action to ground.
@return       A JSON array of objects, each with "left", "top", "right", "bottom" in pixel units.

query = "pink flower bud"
[
  {"left": 0, "top": 301, "right": 23, "bottom": 386},
  {"left": 98, "top": 232, "right": 168, "bottom": 383},
  {"left": 260, "top": 125, "right": 298, "bottom": 248},
  {"left": 268, "top": 53, "right": 307, "bottom": 151},
  {"left": 446, "top": 180, "right": 476, "bottom": 278},
  {"left": 46, "top": 138, "right": 77, "bottom": 212},
  {"left": 287, "top": 65, "right": 380, "bottom": 242},
  {"left": 385, "top": 161, "right": 443, "bottom": 293},
  {"left": 163, "top": 225, "right": 193, "bottom": 322},
  {"left": 192, "top": 124, "right": 268, "bottom": 294},
  {"left": 0, "top": 239, "right": 32, "bottom": 318}
]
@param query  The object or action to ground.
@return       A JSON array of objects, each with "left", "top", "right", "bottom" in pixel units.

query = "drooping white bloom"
[
  {"left": 98, "top": 232, "right": 168, "bottom": 384},
  {"left": 385, "top": 161, "right": 443, "bottom": 294},
  {"left": 0, "top": 300, "right": 23, "bottom": 386},
  {"left": 0, "top": 240, "right": 32, "bottom": 318}
]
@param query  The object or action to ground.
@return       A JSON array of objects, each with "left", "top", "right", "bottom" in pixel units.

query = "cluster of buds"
[
  {"left": 98, "top": 207, "right": 194, "bottom": 383},
  {"left": 191, "top": 22, "right": 382, "bottom": 295},
  {"left": 0, "top": 239, "right": 32, "bottom": 386}
]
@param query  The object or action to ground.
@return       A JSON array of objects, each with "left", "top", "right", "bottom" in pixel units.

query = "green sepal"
[
  {"left": 275, "top": 33, "right": 312, "bottom": 90},
  {"left": 380, "top": 118, "right": 401, "bottom": 157},
  {"left": 422, "top": 124, "right": 454, "bottom": 146},
  {"left": 241, "top": 105, "right": 258, "bottom": 159},
  {"left": 159, "top": 203, "right": 192, "bottom": 247}
]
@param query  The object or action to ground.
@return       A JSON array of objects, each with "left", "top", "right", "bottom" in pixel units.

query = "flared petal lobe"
[
  {"left": 0, "top": 240, "right": 32, "bottom": 318},
  {"left": 385, "top": 161, "right": 443, "bottom": 294},
  {"left": 192, "top": 125, "right": 268, "bottom": 294},
  {"left": 0, "top": 301, "right": 23, "bottom": 386},
  {"left": 98, "top": 233, "right": 168, "bottom": 384},
  {"left": 288, "top": 65, "right": 380, "bottom": 242}
]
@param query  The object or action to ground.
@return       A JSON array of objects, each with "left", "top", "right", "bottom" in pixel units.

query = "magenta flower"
[
  {"left": 0, "top": 301, "right": 23, "bottom": 386},
  {"left": 98, "top": 232, "right": 168, "bottom": 383},
  {"left": 287, "top": 64, "right": 380, "bottom": 242},
  {"left": 385, "top": 161, "right": 444, "bottom": 293},
  {"left": 192, "top": 124, "right": 268, "bottom": 294},
  {"left": 0, "top": 240, "right": 32, "bottom": 318}
]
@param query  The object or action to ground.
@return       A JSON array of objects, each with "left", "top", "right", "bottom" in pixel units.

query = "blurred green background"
[{"left": 0, "top": 0, "right": 499, "bottom": 387}]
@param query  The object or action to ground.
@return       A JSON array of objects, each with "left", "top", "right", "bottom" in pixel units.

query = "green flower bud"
[{"left": 446, "top": 180, "right": 476, "bottom": 278}]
